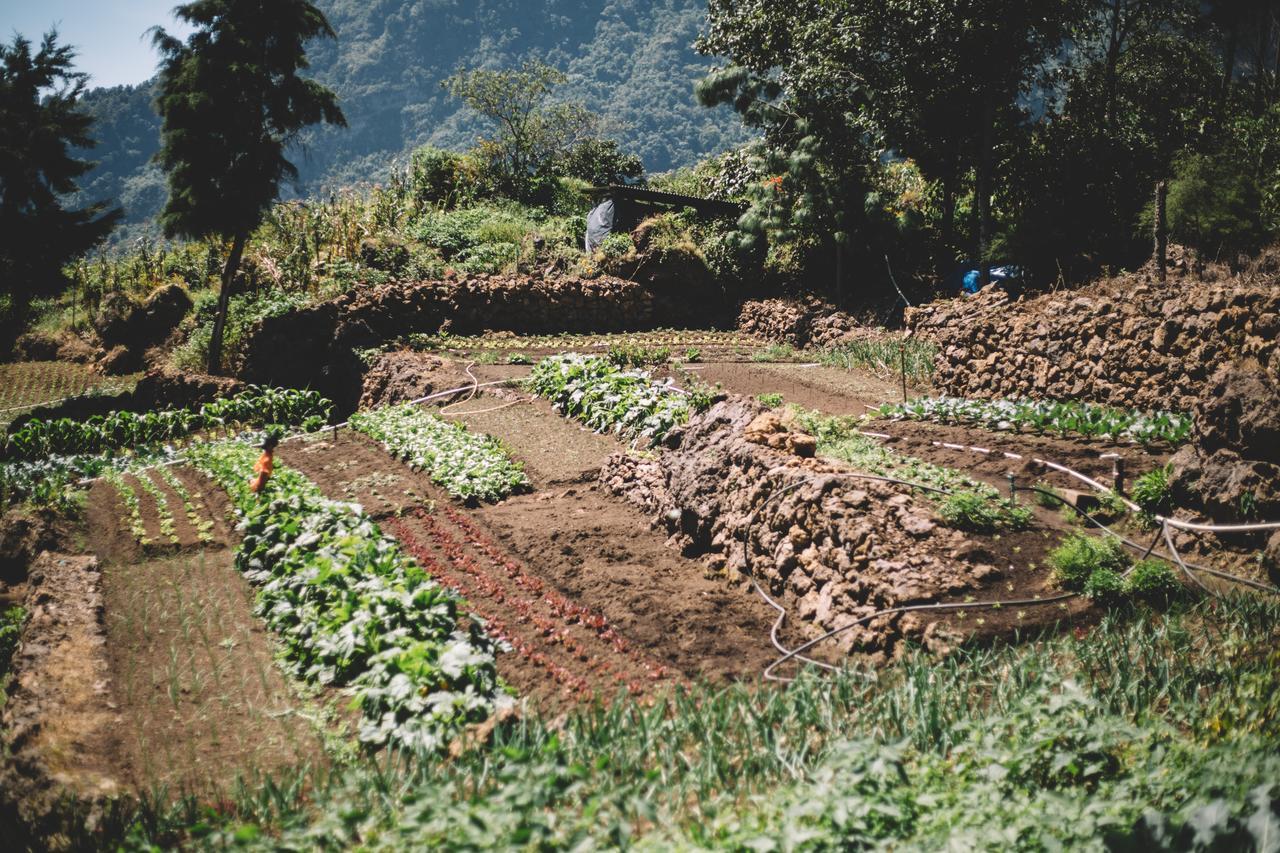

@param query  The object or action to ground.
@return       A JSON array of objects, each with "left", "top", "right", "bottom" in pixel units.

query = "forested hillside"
[{"left": 75, "top": 0, "right": 752, "bottom": 239}]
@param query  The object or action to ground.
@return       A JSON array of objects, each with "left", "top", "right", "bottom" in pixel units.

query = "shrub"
[
  {"left": 1050, "top": 532, "right": 1130, "bottom": 590},
  {"left": 1166, "top": 150, "right": 1267, "bottom": 262},
  {"left": 756, "top": 393, "right": 784, "bottom": 408},
  {"left": 606, "top": 343, "right": 670, "bottom": 368},
  {"left": 1083, "top": 567, "right": 1126, "bottom": 604},
  {"left": 939, "top": 490, "right": 1033, "bottom": 533},
  {"left": 1124, "top": 559, "right": 1182, "bottom": 603},
  {"left": 1132, "top": 464, "right": 1173, "bottom": 518}
]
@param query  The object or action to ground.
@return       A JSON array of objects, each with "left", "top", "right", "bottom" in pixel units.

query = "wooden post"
[{"left": 1154, "top": 180, "right": 1167, "bottom": 282}]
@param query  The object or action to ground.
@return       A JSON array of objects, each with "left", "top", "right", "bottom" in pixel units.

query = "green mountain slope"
[{"left": 75, "top": 0, "right": 751, "bottom": 238}]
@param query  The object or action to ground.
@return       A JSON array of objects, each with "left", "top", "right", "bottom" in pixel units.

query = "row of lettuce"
[{"left": 0, "top": 386, "right": 333, "bottom": 510}]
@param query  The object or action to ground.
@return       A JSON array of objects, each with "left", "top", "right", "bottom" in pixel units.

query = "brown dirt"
[
  {"left": 442, "top": 397, "right": 621, "bottom": 487},
  {"left": 99, "top": 545, "right": 326, "bottom": 794},
  {"left": 1, "top": 552, "right": 128, "bottom": 836},
  {"left": 473, "top": 483, "right": 811, "bottom": 685},
  {"left": 283, "top": 411, "right": 806, "bottom": 701},
  {"left": 687, "top": 362, "right": 901, "bottom": 416}
]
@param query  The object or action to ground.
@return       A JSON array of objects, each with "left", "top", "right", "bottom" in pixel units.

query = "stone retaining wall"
[
  {"left": 239, "top": 272, "right": 653, "bottom": 411},
  {"left": 600, "top": 398, "right": 999, "bottom": 656},
  {"left": 906, "top": 278, "right": 1280, "bottom": 413}
]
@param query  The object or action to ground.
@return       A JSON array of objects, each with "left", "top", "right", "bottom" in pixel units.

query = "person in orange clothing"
[{"left": 249, "top": 432, "right": 280, "bottom": 494}]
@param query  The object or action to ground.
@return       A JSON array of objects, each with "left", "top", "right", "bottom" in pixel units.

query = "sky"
[{"left": 0, "top": 1, "right": 194, "bottom": 88}]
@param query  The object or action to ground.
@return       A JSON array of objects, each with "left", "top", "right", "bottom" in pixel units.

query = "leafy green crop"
[
  {"left": 350, "top": 404, "right": 528, "bottom": 502},
  {"left": 1050, "top": 531, "right": 1132, "bottom": 589},
  {"left": 877, "top": 396, "right": 1193, "bottom": 446},
  {"left": 187, "top": 441, "right": 506, "bottom": 752},
  {"left": 527, "top": 354, "right": 707, "bottom": 442},
  {"left": 1132, "top": 463, "right": 1174, "bottom": 518},
  {"left": 5, "top": 385, "right": 332, "bottom": 461}
]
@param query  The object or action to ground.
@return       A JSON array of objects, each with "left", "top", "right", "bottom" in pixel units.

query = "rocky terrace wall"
[
  {"left": 906, "top": 278, "right": 1280, "bottom": 413},
  {"left": 239, "top": 272, "right": 653, "bottom": 412},
  {"left": 601, "top": 398, "right": 1000, "bottom": 656}
]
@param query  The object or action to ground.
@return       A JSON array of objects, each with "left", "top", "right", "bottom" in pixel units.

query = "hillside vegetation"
[{"left": 74, "top": 0, "right": 753, "bottom": 240}]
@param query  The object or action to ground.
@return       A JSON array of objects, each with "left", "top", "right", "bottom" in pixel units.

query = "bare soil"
[
  {"left": 282, "top": 415, "right": 811, "bottom": 704},
  {"left": 685, "top": 362, "right": 901, "bottom": 415},
  {"left": 87, "top": 473, "right": 327, "bottom": 794},
  {"left": 442, "top": 396, "right": 621, "bottom": 487}
]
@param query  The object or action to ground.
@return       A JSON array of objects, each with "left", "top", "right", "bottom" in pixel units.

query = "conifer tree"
[
  {"left": 152, "top": 0, "right": 345, "bottom": 374},
  {"left": 0, "top": 33, "right": 120, "bottom": 343}
]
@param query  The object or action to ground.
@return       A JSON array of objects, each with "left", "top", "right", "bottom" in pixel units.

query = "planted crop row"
[
  {"left": 349, "top": 404, "right": 528, "bottom": 502},
  {"left": 876, "top": 396, "right": 1192, "bottom": 446},
  {"left": 798, "top": 410, "right": 1033, "bottom": 532},
  {"left": 187, "top": 441, "right": 507, "bottom": 752},
  {"left": 157, "top": 468, "right": 216, "bottom": 544},
  {"left": 102, "top": 469, "right": 148, "bottom": 545},
  {"left": 526, "top": 354, "right": 710, "bottom": 442},
  {"left": 5, "top": 385, "right": 333, "bottom": 461}
]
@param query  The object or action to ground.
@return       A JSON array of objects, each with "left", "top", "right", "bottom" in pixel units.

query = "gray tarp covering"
[{"left": 585, "top": 199, "right": 615, "bottom": 251}]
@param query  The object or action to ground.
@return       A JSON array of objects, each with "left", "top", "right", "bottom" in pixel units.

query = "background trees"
[
  {"left": 151, "top": 0, "right": 346, "bottom": 374},
  {"left": 697, "top": 0, "right": 1280, "bottom": 296},
  {"left": 0, "top": 33, "right": 119, "bottom": 345}
]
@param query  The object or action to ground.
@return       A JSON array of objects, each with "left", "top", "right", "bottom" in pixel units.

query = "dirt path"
[
  {"left": 687, "top": 362, "right": 902, "bottom": 415},
  {"left": 442, "top": 397, "right": 620, "bottom": 487}
]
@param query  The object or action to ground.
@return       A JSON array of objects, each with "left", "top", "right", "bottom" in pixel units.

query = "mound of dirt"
[
  {"left": 12, "top": 330, "right": 99, "bottom": 364},
  {"left": 601, "top": 397, "right": 999, "bottom": 656},
  {"left": 358, "top": 351, "right": 469, "bottom": 409},
  {"left": 1, "top": 553, "right": 125, "bottom": 845},
  {"left": 239, "top": 272, "right": 655, "bottom": 411},
  {"left": 93, "top": 285, "right": 193, "bottom": 362},
  {"left": 1170, "top": 361, "right": 1280, "bottom": 523}
]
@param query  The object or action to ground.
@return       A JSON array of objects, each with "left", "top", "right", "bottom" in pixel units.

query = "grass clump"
[
  {"left": 756, "top": 392, "right": 784, "bottom": 408},
  {"left": 0, "top": 605, "right": 26, "bottom": 682},
  {"left": 1125, "top": 559, "right": 1182, "bottom": 603},
  {"left": 940, "top": 490, "right": 1033, "bottom": 533},
  {"left": 1049, "top": 531, "right": 1131, "bottom": 589},
  {"left": 1132, "top": 463, "right": 1174, "bottom": 519},
  {"left": 819, "top": 336, "right": 937, "bottom": 385}
]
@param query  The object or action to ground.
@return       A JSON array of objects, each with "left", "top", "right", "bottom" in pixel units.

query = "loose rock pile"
[
  {"left": 906, "top": 278, "right": 1280, "bottom": 413},
  {"left": 600, "top": 397, "right": 997, "bottom": 655},
  {"left": 736, "top": 298, "right": 864, "bottom": 349}
]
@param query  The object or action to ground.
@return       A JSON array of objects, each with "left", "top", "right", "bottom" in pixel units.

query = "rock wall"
[
  {"left": 240, "top": 272, "right": 654, "bottom": 411},
  {"left": 906, "top": 278, "right": 1280, "bottom": 413},
  {"left": 600, "top": 398, "right": 999, "bottom": 656},
  {"left": 1171, "top": 361, "right": 1280, "bottom": 527}
]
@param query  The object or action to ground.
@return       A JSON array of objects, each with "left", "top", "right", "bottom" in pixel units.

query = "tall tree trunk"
[
  {"left": 1154, "top": 180, "right": 1167, "bottom": 283},
  {"left": 207, "top": 231, "right": 246, "bottom": 376},
  {"left": 940, "top": 172, "right": 956, "bottom": 269},
  {"left": 1220, "top": 10, "right": 1239, "bottom": 112},
  {"left": 1103, "top": 0, "right": 1123, "bottom": 129},
  {"left": 976, "top": 88, "right": 996, "bottom": 288}
]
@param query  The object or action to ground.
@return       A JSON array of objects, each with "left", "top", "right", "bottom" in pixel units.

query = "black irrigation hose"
[
  {"left": 1017, "top": 485, "right": 1280, "bottom": 596},
  {"left": 763, "top": 592, "right": 1080, "bottom": 683}
]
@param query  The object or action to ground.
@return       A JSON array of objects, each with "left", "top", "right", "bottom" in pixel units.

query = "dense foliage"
[
  {"left": 527, "top": 353, "right": 709, "bottom": 442},
  {"left": 187, "top": 441, "right": 507, "bottom": 752},
  {"left": 1049, "top": 531, "right": 1182, "bottom": 605},
  {"left": 0, "top": 33, "right": 120, "bottom": 341},
  {"left": 65, "top": 595, "right": 1280, "bottom": 848},
  {"left": 4, "top": 385, "right": 331, "bottom": 460},
  {"left": 876, "top": 396, "right": 1193, "bottom": 447},
  {"left": 151, "top": 0, "right": 346, "bottom": 372},
  {"left": 349, "top": 404, "right": 528, "bottom": 502}
]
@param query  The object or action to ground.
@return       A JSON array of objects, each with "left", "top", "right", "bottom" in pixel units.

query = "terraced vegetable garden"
[{"left": 2, "top": 330, "right": 1277, "bottom": 850}]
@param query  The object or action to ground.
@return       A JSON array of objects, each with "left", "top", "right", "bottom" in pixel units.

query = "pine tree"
[
  {"left": 151, "top": 0, "right": 345, "bottom": 374},
  {"left": 0, "top": 33, "right": 120, "bottom": 344}
]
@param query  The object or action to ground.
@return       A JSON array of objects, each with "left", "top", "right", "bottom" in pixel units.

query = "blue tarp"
[{"left": 946, "top": 264, "right": 1022, "bottom": 294}]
